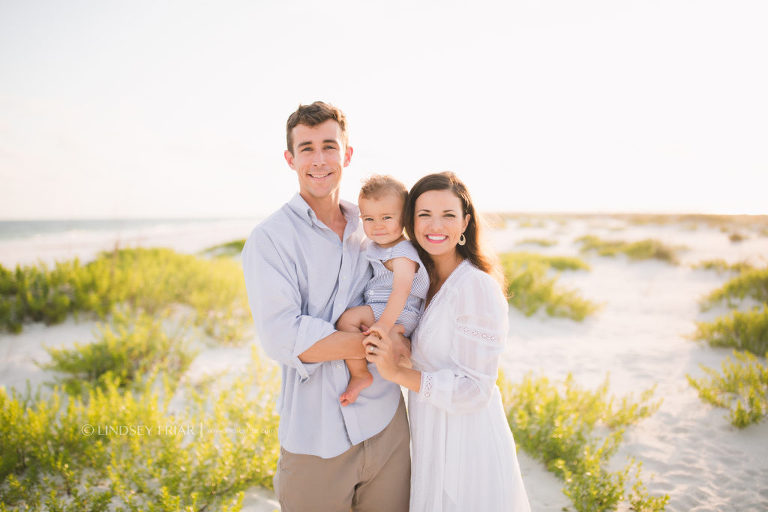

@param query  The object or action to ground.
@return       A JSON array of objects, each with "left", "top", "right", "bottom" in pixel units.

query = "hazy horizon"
[{"left": 2, "top": 210, "right": 768, "bottom": 223}]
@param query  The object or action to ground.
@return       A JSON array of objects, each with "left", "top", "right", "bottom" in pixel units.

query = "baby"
[{"left": 336, "top": 175, "right": 429, "bottom": 406}]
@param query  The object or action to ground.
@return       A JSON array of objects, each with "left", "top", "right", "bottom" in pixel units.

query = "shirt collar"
[{"left": 287, "top": 193, "right": 360, "bottom": 233}]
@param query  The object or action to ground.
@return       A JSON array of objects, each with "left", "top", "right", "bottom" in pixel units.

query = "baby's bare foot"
[{"left": 340, "top": 373, "right": 374, "bottom": 406}]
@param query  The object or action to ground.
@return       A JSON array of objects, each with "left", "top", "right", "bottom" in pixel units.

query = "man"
[{"left": 241, "top": 101, "right": 411, "bottom": 511}]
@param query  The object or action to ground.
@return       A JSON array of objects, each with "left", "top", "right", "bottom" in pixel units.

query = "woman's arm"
[{"left": 416, "top": 272, "right": 508, "bottom": 414}]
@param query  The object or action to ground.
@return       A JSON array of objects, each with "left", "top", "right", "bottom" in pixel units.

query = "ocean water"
[{"left": 0, "top": 218, "right": 262, "bottom": 268}]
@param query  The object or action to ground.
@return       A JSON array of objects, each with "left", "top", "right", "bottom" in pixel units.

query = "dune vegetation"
[
  {"left": 687, "top": 351, "right": 768, "bottom": 429},
  {"left": 700, "top": 267, "right": 768, "bottom": 311},
  {"left": 498, "top": 372, "right": 669, "bottom": 511},
  {"left": 0, "top": 238, "right": 644, "bottom": 510},
  {"left": 692, "top": 306, "right": 768, "bottom": 356},
  {"left": 515, "top": 237, "right": 557, "bottom": 247},
  {"left": 575, "top": 235, "right": 684, "bottom": 264},
  {"left": 0, "top": 344, "right": 280, "bottom": 511},
  {"left": 0, "top": 248, "right": 250, "bottom": 343},
  {"left": 198, "top": 239, "right": 246, "bottom": 258},
  {"left": 517, "top": 219, "right": 548, "bottom": 228},
  {"left": 42, "top": 308, "right": 198, "bottom": 396},
  {"left": 692, "top": 259, "right": 754, "bottom": 274},
  {"left": 728, "top": 232, "right": 748, "bottom": 243},
  {"left": 499, "top": 252, "right": 598, "bottom": 321},
  {"left": 690, "top": 267, "right": 768, "bottom": 427}
]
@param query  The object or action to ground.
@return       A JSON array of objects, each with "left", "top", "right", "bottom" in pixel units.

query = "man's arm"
[
  {"left": 243, "top": 229, "right": 366, "bottom": 380},
  {"left": 298, "top": 330, "right": 367, "bottom": 362}
]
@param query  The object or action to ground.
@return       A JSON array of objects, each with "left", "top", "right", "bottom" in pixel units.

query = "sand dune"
[{"left": 2, "top": 216, "right": 767, "bottom": 510}]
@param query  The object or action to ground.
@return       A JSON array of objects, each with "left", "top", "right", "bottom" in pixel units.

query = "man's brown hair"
[{"left": 286, "top": 101, "right": 348, "bottom": 154}]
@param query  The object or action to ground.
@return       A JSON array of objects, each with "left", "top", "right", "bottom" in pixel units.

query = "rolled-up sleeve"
[
  {"left": 242, "top": 229, "right": 331, "bottom": 382},
  {"left": 419, "top": 272, "right": 508, "bottom": 414}
]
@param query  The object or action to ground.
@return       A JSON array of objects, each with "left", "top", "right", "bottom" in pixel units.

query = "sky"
[{"left": 1, "top": 0, "right": 767, "bottom": 219}]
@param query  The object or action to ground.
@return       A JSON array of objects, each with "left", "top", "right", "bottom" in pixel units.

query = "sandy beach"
[{"left": 1, "top": 215, "right": 767, "bottom": 511}]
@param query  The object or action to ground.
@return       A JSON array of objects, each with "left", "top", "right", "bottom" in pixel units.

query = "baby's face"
[{"left": 359, "top": 193, "right": 405, "bottom": 247}]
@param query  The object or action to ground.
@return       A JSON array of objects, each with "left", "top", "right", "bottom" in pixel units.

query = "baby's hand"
[{"left": 367, "top": 321, "right": 393, "bottom": 338}]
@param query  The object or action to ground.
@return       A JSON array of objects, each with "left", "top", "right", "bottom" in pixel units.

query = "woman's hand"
[
  {"left": 363, "top": 326, "right": 401, "bottom": 381},
  {"left": 364, "top": 325, "right": 422, "bottom": 393}
]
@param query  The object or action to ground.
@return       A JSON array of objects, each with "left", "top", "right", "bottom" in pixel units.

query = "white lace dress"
[{"left": 408, "top": 260, "right": 531, "bottom": 512}]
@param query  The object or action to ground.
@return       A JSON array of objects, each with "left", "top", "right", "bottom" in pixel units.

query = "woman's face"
[{"left": 412, "top": 189, "right": 470, "bottom": 259}]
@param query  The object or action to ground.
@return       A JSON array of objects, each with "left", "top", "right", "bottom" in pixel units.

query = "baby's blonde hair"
[{"left": 359, "top": 174, "right": 408, "bottom": 205}]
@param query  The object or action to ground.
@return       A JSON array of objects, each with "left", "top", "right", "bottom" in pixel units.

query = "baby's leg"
[
  {"left": 337, "top": 306, "right": 376, "bottom": 406},
  {"left": 341, "top": 359, "right": 373, "bottom": 406},
  {"left": 336, "top": 305, "right": 376, "bottom": 333}
]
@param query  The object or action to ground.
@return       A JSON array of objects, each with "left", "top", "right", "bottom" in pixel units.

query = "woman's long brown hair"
[{"left": 404, "top": 172, "right": 506, "bottom": 293}]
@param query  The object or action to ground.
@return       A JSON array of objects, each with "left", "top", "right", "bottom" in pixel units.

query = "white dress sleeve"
[{"left": 419, "top": 270, "right": 509, "bottom": 414}]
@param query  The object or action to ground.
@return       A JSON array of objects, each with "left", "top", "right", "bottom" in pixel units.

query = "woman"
[{"left": 365, "top": 172, "right": 531, "bottom": 511}]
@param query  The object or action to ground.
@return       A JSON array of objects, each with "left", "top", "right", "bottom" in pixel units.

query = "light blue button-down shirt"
[{"left": 241, "top": 193, "right": 402, "bottom": 458}]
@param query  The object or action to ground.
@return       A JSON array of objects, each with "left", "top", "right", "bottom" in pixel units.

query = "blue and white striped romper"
[{"left": 363, "top": 239, "right": 430, "bottom": 337}]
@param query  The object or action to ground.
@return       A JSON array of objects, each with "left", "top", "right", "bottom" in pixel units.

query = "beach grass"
[
  {"left": 0, "top": 248, "right": 250, "bottom": 343},
  {"left": 575, "top": 235, "right": 683, "bottom": 264},
  {"left": 729, "top": 232, "right": 748, "bottom": 243},
  {"left": 501, "top": 251, "right": 591, "bottom": 272},
  {"left": 687, "top": 350, "right": 768, "bottom": 428},
  {"left": 692, "top": 306, "right": 768, "bottom": 356},
  {"left": 41, "top": 307, "right": 198, "bottom": 396},
  {"left": 0, "top": 345, "right": 279, "bottom": 511},
  {"left": 498, "top": 372, "right": 668, "bottom": 512},
  {"left": 198, "top": 238, "right": 246, "bottom": 258},
  {"left": 700, "top": 267, "right": 768, "bottom": 311},
  {"left": 515, "top": 238, "right": 558, "bottom": 247},
  {"left": 517, "top": 219, "right": 547, "bottom": 228},
  {"left": 499, "top": 252, "right": 598, "bottom": 321},
  {"left": 692, "top": 259, "right": 755, "bottom": 274}
]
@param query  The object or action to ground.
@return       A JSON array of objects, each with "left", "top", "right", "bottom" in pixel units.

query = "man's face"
[{"left": 284, "top": 119, "right": 352, "bottom": 202}]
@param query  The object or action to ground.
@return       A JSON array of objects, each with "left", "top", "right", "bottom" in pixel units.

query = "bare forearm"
[
  {"left": 377, "top": 292, "right": 410, "bottom": 329},
  {"left": 392, "top": 367, "right": 422, "bottom": 393},
  {"left": 378, "top": 261, "right": 416, "bottom": 328},
  {"left": 298, "top": 330, "right": 366, "bottom": 363}
]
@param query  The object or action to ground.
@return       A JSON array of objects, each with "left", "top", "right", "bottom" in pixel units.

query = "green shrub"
[
  {"left": 0, "top": 346, "right": 279, "bottom": 511},
  {"left": 198, "top": 239, "right": 246, "bottom": 258},
  {"left": 517, "top": 219, "right": 547, "bottom": 228},
  {"left": 687, "top": 350, "right": 768, "bottom": 428},
  {"left": 41, "top": 308, "right": 197, "bottom": 396},
  {"left": 692, "top": 259, "right": 754, "bottom": 274},
  {"left": 700, "top": 268, "right": 768, "bottom": 311},
  {"left": 0, "top": 248, "right": 250, "bottom": 342},
  {"left": 515, "top": 238, "right": 557, "bottom": 247},
  {"left": 499, "top": 252, "right": 598, "bottom": 321},
  {"left": 498, "top": 372, "right": 668, "bottom": 512},
  {"left": 728, "top": 232, "right": 748, "bottom": 243},
  {"left": 501, "top": 251, "right": 591, "bottom": 272},
  {"left": 692, "top": 306, "right": 768, "bottom": 356},
  {"left": 575, "top": 235, "right": 683, "bottom": 264}
]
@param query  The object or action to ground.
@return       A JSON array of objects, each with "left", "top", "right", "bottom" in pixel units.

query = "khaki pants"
[{"left": 274, "top": 395, "right": 410, "bottom": 512}]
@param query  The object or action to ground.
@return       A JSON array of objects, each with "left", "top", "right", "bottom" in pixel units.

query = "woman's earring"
[{"left": 458, "top": 233, "right": 466, "bottom": 246}]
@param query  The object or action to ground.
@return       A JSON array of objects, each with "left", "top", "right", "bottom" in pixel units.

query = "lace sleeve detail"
[
  {"left": 459, "top": 326, "right": 499, "bottom": 343},
  {"left": 421, "top": 372, "right": 434, "bottom": 398}
]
